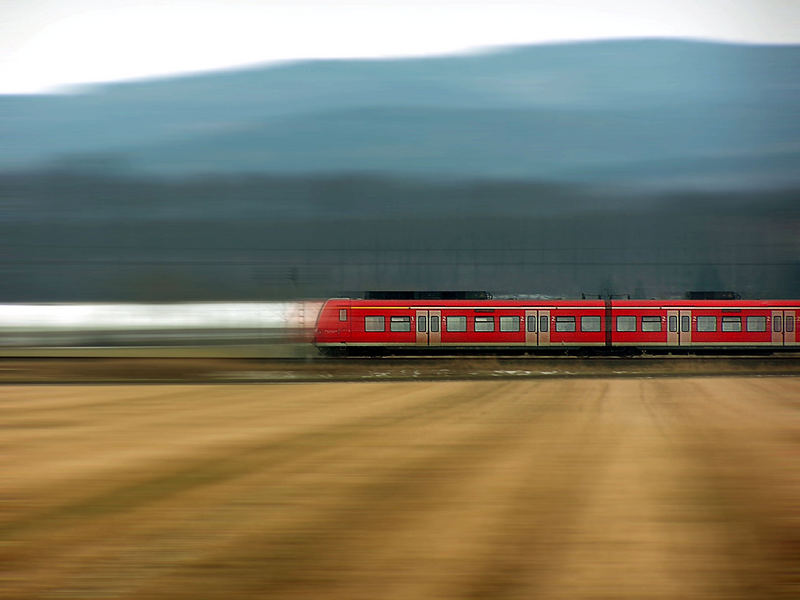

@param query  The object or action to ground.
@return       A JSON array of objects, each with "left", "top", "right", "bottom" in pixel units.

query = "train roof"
[
  {"left": 330, "top": 299, "right": 604, "bottom": 307},
  {"left": 612, "top": 299, "right": 800, "bottom": 307},
  {"left": 363, "top": 291, "right": 492, "bottom": 300},
  {"left": 325, "top": 298, "right": 799, "bottom": 308}
]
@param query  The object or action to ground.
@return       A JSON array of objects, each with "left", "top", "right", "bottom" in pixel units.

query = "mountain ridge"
[{"left": 3, "top": 38, "right": 799, "bottom": 186}]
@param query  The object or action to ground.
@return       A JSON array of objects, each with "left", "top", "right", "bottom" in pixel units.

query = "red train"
[{"left": 314, "top": 297, "right": 799, "bottom": 354}]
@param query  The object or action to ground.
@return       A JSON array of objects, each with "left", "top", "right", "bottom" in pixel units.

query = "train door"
[
  {"left": 539, "top": 309, "right": 550, "bottom": 346},
  {"left": 785, "top": 310, "right": 796, "bottom": 346},
  {"left": 337, "top": 306, "right": 351, "bottom": 338},
  {"left": 679, "top": 310, "right": 692, "bottom": 346},
  {"left": 524, "top": 309, "right": 550, "bottom": 347},
  {"left": 771, "top": 310, "right": 791, "bottom": 347},
  {"left": 667, "top": 309, "right": 679, "bottom": 346},
  {"left": 415, "top": 309, "right": 442, "bottom": 347},
  {"left": 667, "top": 309, "right": 691, "bottom": 346},
  {"left": 428, "top": 310, "right": 441, "bottom": 347},
  {"left": 525, "top": 310, "right": 537, "bottom": 347}
]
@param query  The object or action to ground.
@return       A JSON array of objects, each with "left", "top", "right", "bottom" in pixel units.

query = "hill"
[{"left": 2, "top": 39, "right": 798, "bottom": 187}]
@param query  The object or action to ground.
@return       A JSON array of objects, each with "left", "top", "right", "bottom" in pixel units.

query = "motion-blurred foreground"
[{"left": 3, "top": 378, "right": 798, "bottom": 599}]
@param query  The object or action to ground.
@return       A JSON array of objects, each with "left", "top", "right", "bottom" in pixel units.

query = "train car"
[
  {"left": 314, "top": 297, "right": 799, "bottom": 354},
  {"left": 314, "top": 298, "right": 608, "bottom": 353},
  {"left": 611, "top": 299, "right": 798, "bottom": 349}
]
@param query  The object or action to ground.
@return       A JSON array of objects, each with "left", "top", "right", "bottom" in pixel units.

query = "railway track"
[{"left": 2, "top": 355, "right": 800, "bottom": 384}]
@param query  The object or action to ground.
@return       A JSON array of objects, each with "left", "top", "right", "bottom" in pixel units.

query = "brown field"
[{"left": 1, "top": 378, "right": 798, "bottom": 599}]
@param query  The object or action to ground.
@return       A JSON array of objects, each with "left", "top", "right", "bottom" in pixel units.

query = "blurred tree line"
[{"left": 1, "top": 170, "right": 798, "bottom": 301}]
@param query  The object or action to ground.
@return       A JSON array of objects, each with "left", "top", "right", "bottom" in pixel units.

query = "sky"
[{"left": 2, "top": 0, "right": 799, "bottom": 94}]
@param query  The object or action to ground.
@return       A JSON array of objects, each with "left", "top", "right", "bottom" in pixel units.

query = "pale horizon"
[{"left": 2, "top": 0, "right": 799, "bottom": 94}]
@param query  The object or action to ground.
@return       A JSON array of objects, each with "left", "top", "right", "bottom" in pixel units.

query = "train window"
[
  {"left": 746, "top": 316, "right": 766, "bottom": 332},
  {"left": 500, "top": 316, "right": 520, "bottom": 332},
  {"left": 787, "top": 317, "right": 794, "bottom": 332},
  {"left": 390, "top": 316, "right": 411, "bottom": 332},
  {"left": 641, "top": 316, "right": 662, "bottom": 332},
  {"left": 446, "top": 316, "right": 467, "bottom": 332},
  {"left": 364, "top": 316, "right": 385, "bottom": 332},
  {"left": 668, "top": 316, "right": 677, "bottom": 332},
  {"left": 540, "top": 315, "right": 549, "bottom": 332},
  {"left": 418, "top": 315, "right": 427, "bottom": 332},
  {"left": 555, "top": 316, "right": 576, "bottom": 332},
  {"left": 616, "top": 316, "right": 636, "bottom": 332},
  {"left": 581, "top": 316, "right": 601, "bottom": 332},
  {"left": 474, "top": 316, "right": 495, "bottom": 332},
  {"left": 721, "top": 316, "right": 742, "bottom": 332},
  {"left": 431, "top": 316, "right": 440, "bottom": 332},
  {"left": 527, "top": 315, "right": 537, "bottom": 332},
  {"left": 339, "top": 309, "right": 347, "bottom": 322},
  {"left": 697, "top": 316, "right": 717, "bottom": 332},
  {"left": 773, "top": 316, "right": 782, "bottom": 332},
  {"left": 681, "top": 315, "right": 690, "bottom": 332}
]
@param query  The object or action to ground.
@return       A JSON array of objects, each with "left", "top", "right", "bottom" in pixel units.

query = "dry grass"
[{"left": 1, "top": 378, "right": 798, "bottom": 599}]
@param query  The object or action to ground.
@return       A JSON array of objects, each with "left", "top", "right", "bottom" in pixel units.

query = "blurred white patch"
[{"left": 0, "top": 301, "right": 321, "bottom": 331}]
